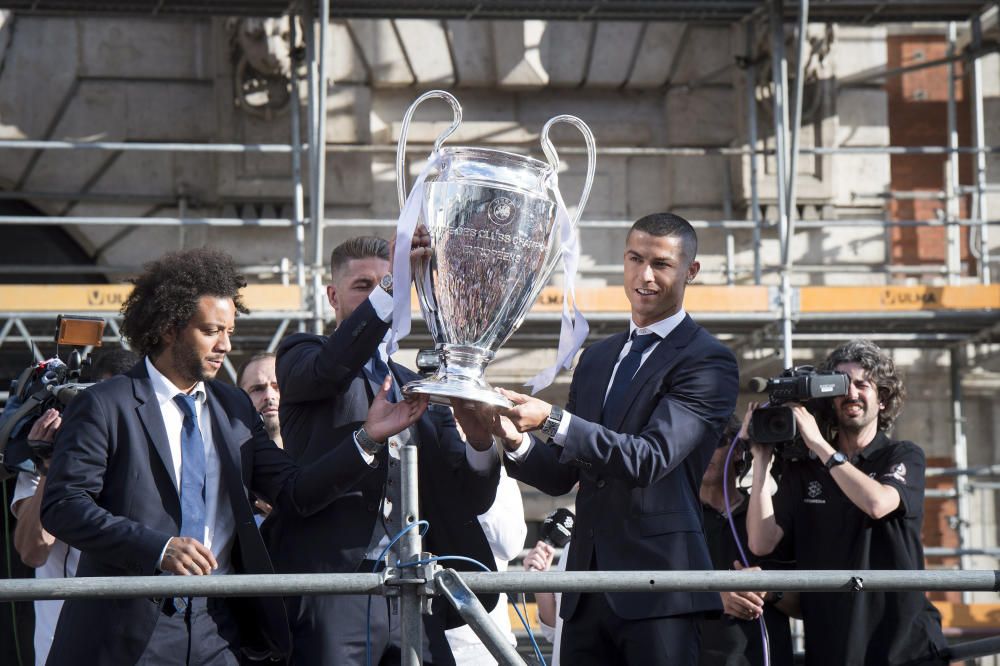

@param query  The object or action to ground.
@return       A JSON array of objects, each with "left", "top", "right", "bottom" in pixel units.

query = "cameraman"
[
  {"left": 744, "top": 339, "right": 947, "bottom": 666},
  {"left": 9, "top": 348, "right": 136, "bottom": 665}
]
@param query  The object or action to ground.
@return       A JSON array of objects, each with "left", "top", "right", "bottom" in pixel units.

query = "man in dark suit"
[
  {"left": 492, "top": 213, "right": 740, "bottom": 665},
  {"left": 40, "top": 248, "right": 428, "bottom": 665},
  {"left": 266, "top": 234, "right": 501, "bottom": 665}
]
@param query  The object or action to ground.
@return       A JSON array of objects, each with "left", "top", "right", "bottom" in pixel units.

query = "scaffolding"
[{"left": 1, "top": 0, "right": 999, "bottom": 662}]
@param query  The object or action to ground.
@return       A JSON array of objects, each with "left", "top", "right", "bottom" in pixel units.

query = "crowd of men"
[{"left": 0, "top": 212, "right": 949, "bottom": 666}]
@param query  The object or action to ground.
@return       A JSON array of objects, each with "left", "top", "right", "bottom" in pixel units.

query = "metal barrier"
[{"left": 2, "top": 568, "right": 999, "bottom": 602}]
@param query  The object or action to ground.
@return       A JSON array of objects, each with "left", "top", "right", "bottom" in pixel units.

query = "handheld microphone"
[{"left": 539, "top": 507, "right": 575, "bottom": 548}]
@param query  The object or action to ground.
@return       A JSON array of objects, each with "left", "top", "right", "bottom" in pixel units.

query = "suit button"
[
  {"left": 367, "top": 503, "right": 377, "bottom": 512},
  {"left": 587, "top": 528, "right": 594, "bottom": 538},
  {"left": 596, "top": 479, "right": 606, "bottom": 489}
]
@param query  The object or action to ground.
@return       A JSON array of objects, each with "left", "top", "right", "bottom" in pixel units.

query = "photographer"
[
  {"left": 744, "top": 339, "right": 947, "bottom": 666},
  {"left": 9, "top": 348, "right": 136, "bottom": 665}
]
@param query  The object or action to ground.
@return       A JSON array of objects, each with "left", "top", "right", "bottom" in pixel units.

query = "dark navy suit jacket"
[
  {"left": 265, "top": 299, "right": 499, "bottom": 624},
  {"left": 507, "top": 314, "right": 739, "bottom": 621},
  {"left": 40, "top": 361, "right": 366, "bottom": 665}
]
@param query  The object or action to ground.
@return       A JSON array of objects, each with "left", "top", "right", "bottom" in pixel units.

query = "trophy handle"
[
  {"left": 540, "top": 114, "right": 597, "bottom": 228},
  {"left": 396, "top": 90, "right": 462, "bottom": 210}
]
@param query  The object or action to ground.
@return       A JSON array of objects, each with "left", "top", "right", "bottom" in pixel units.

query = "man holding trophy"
[
  {"left": 265, "top": 232, "right": 501, "bottom": 665},
  {"left": 366, "top": 90, "right": 737, "bottom": 664},
  {"left": 494, "top": 213, "right": 740, "bottom": 665}
]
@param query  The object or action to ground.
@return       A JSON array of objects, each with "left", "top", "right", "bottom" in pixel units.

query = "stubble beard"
[
  {"left": 263, "top": 414, "right": 280, "bottom": 440},
  {"left": 177, "top": 344, "right": 217, "bottom": 384}
]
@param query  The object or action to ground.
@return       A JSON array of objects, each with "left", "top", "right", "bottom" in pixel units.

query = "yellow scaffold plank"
[
  {"left": 800, "top": 285, "right": 1000, "bottom": 312},
  {"left": 0, "top": 284, "right": 304, "bottom": 313}
]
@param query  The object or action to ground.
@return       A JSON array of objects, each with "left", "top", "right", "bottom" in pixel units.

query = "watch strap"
[
  {"left": 355, "top": 427, "right": 386, "bottom": 456},
  {"left": 540, "top": 405, "right": 564, "bottom": 439},
  {"left": 825, "top": 451, "right": 847, "bottom": 469}
]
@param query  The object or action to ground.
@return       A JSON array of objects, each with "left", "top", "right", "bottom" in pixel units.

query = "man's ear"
[
  {"left": 686, "top": 260, "right": 701, "bottom": 283},
  {"left": 326, "top": 284, "right": 337, "bottom": 310}
]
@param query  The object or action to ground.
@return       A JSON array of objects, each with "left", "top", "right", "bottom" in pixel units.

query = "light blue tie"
[{"left": 172, "top": 393, "right": 207, "bottom": 541}]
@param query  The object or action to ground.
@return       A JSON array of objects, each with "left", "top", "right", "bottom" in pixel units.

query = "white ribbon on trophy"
[
  {"left": 525, "top": 184, "right": 589, "bottom": 394},
  {"left": 388, "top": 151, "right": 439, "bottom": 356}
]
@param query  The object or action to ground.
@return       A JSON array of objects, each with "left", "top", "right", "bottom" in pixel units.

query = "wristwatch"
[
  {"left": 355, "top": 426, "right": 386, "bottom": 457},
  {"left": 379, "top": 273, "right": 393, "bottom": 296},
  {"left": 540, "top": 405, "right": 564, "bottom": 439},
  {"left": 825, "top": 451, "right": 848, "bottom": 470}
]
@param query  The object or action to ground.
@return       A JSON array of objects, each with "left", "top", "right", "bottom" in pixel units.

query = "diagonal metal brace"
[{"left": 435, "top": 568, "right": 526, "bottom": 666}]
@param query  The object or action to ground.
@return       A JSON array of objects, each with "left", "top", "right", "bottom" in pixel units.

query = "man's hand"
[
  {"left": 721, "top": 560, "right": 766, "bottom": 621},
  {"left": 741, "top": 401, "right": 774, "bottom": 461},
  {"left": 523, "top": 540, "right": 555, "bottom": 572},
  {"left": 789, "top": 404, "right": 828, "bottom": 453},
  {"left": 451, "top": 401, "right": 497, "bottom": 451},
  {"left": 364, "top": 377, "right": 429, "bottom": 442},
  {"left": 27, "top": 408, "right": 61, "bottom": 474},
  {"left": 389, "top": 223, "right": 433, "bottom": 273},
  {"left": 497, "top": 388, "right": 552, "bottom": 433},
  {"left": 160, "top": 537, "right": 218, "bottom": 575}
]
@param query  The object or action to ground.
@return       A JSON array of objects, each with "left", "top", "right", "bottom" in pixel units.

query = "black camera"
[
  {"left": 748, "top": 366, "right": 849, "bottom": 448},
  {"left": 0, "top": 315, "right": 105, "bottom": 479}
]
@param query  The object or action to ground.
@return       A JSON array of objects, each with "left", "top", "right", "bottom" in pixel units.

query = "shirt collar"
[
  {"left": 145, "top": 356, "right": 206, "bottom": 406},
  {"left": 629, "top": 308, "right": 686, "bottom": 340},
  {"left": 854, "top": 430, "right": 890, "bottom": 461}
]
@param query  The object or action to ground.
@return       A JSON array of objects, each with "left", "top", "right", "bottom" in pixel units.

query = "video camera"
[
  {"left": 0, "top": 315, "right": 105, "bottom": 479},
  {"left": 747, "top": 366, "right": 849, "bottom": 454}
]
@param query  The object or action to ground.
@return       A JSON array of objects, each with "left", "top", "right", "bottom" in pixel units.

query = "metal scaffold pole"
[
  {"left": 950, "top": 346, "right": 973, "bottom": 603},
  {"left": 399, "top": 445, "right": 425, "bottom": 666},
  {"left": 289, "top": 13, "right": 307, "bottom": 295},
  {"left": 769, "top": 0, "right": 794, "bottom": 366},
  {"left": 306, "top": 0, "right": 330, "bottom": 335},
  {"left": 744, "top": 21, "right": 763, "bottom": 286},
  {"left": 945, "top": 22, "right": 962, "bottom": 285},
  {"left": 970, "top": 17, "right": 991, "bottom": 285}
]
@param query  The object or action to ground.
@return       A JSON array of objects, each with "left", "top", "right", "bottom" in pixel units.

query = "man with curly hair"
[
  {"left": 744, "top": 339, "right": 947, "bottom": 666},
  {"left": 40, "top": 248, "right": 429, "bottom": 666}
]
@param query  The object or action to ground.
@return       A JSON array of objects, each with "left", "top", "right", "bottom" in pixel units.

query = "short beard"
[
  {"left": 263, "top": 414, "right": 280, "bottom": 440},
  {"left": 176, "top": 344, "right": 215, "bottom": 384}
]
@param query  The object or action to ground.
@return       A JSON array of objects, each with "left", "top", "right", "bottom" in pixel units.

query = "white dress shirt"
[
  {"left": 12, "top": 473, "right": 80, "bottom": 665},
  {"left": 446, "top": 470, "right": 527, "bottom": 663},
  {"left": 506, "top": 309, "right": 688, "bottom": 461},
  {"left": 146, "top": 357, "right": 234, "bottom": 574}
]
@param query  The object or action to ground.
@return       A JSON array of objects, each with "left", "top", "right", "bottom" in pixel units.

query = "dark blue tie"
[
  {"left": 172, "top": 393, "right": 207, "bottom": 541},
  {"left": 367, "top": 351, "right": 397, "bottom": 403},
  {"left": 602, "top": 332, "right": 661, "bottom": 426}
]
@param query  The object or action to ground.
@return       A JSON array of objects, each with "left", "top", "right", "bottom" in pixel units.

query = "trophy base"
[{"left": 402, "top": 376, "right": 513, "bottom": 409}]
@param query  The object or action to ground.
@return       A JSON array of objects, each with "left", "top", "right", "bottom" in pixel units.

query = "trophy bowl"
[{"left": 395, "top": 91, "right": 595, "bottom": 408}]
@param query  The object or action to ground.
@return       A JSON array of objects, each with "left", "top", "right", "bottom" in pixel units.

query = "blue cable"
[
  {"left": 365, "top": 520, "right": 430, "bottom": 666},
  {"left": 398, "top": 555, "right": 548, "bottom": 666},
  {"left": 723, "top": 412, "right": 772, "bottom": 666}
]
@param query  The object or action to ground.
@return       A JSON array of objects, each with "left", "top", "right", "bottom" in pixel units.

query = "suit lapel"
[
  {"left": 606, "top": 315, "right": 698, "bottom": 432},
  {"left": 206, "top": 384, "right": 249, "bottom": 493},
  {"left": 132, "top": 369, "right": 179, "bottom": 493}
]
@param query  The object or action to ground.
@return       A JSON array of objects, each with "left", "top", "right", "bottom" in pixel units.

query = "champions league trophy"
[{"left": 391, "top": 90, "right": 596, "bottom": 408}]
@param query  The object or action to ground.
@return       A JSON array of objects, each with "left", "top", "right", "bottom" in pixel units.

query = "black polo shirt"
[
  {"left": 773, "top": 432, "right": 947, "bottom": 666},
  {"left": 699, "top": 497, "right": 794, "bottom": 666}
]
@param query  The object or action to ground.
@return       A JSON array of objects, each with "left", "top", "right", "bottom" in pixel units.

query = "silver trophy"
[{"left": 395, "top": 90, "right": 596, "bottom": 408}]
